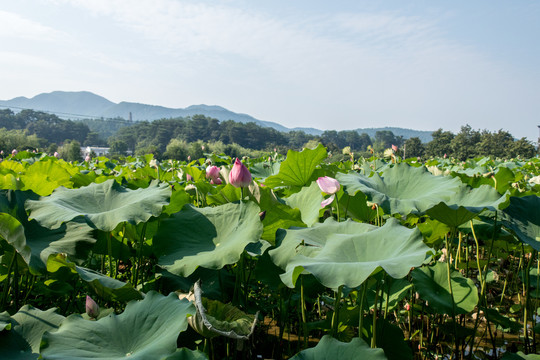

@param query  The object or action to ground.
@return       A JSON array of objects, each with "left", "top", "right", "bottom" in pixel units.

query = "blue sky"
[{"left": 1, "top": 0, "right": 539, "bottom": 142}]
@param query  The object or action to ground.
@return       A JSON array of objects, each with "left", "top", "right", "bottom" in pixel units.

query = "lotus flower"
[
  {"left": 392, "top": 144, "right": 398, "bottom": 152},
  {"left": 53, "top": 151, "right": 59, "bottom": 158},
  {"left": 11, "top": 149, "right": 17, "bottom": 156},
  {"left": 85, "top": 155, "right": 91, "bottom": 162},
  {"left": 229, "top": 158, "right": 252, "bottom": 187},
  {"left": 316, "top": 176, "right": 340, "bottom": 195},
  {"left": 211, "top": 177, "right": 222, "bottom": 185},
  {"left": 86, "top": 295, "right": 99, "bottom": 318},
  {"left": 320, "top": 195, "right": 335, "bottom": 208},
  {"left": 206, "top": 165, "right": 220, "bottom": 180}
]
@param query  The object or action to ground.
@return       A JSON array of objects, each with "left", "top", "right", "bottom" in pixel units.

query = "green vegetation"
[{"left": 0, "top": 147, "right": 539, "bottom": 359}]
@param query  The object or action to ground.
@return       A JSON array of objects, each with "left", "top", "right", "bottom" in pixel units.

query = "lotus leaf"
[
  {"left": 161, "top": 349, "right": 209, "bottom": 360},
  {"left": 154, "top": 202, "right": 263, "bottom": 277},
  {"left": 502, "top": 195, "right": 540, "bottom": 250},
  {"left": 40, "top": 291, "right": 194, "bottom": 360},
  {"left": 75, "top": 266, "right": 143, "bottom": 302},
  {"left": 189, "top": 281, "right": 257, "bottom": 339},
  {"left": 271, "top": 218, "right": 430, "bottom": 289},
  {"left": 337, "top": 163, "right": 462, "bottom": 215},
  {"left": 289, "top": 335, "right": 387, "bottom": 359},
  {"left": 21, "top": 159, "right": 73, "bottom": 196},
  {"left": 264, "top": 144, "right": 327, "bottom": 188},
  {"left": 284, "top": 181, "right": 324, "bottom": 226},
  {"left": 0, "top": 305, "right": 64, "bottom": 359},
  {"left": 411, "top": 262, "right": 478, "bottom": 315},
  {"left": 258, "top": 186, "right": 305, "bottom": 243},
  {"left": 426, "top": 185, "right": 507, "bottom": 227},
  {"left": 26, "top": 179, "right": 171, "bottom": 231}
]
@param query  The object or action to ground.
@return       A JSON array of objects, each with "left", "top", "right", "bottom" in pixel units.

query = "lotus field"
[{"left": 1, "top": 145, "right": 540, "bottom": 360}]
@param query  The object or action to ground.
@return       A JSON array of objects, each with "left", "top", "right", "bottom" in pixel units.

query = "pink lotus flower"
[
  {"left": 229, "top": 158, "right": 252, "bottom": 187},
  {"left": 86, "top": 295, "right": 99, "bottom": 318},
  {"left": 206, "top": 165, "right": 220, "bottom": 180},
  {"left": 392, "top": 144, "right": 398, "bottom": 152},
  {"left": 321, "top": 195, "right": 335, "bottom": 208},
  {"left": 85, "top": 155, "right": 91, "bottom": 162},
  {"left": 53, "top": 151, "right": 59, "bottom": 158},
  {"left": 11, "top": 149, "right": 17, "bottom": 155},
  {"left": 316, "top": 176, "right": 340, "bottom": 195},
  {"left": 211, "top": 177, "right": 222, "bottom": 185}
]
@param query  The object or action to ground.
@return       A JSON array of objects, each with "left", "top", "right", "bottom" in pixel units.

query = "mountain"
[{"left": 0, "top": 91, "right": 432, "bottom": 141}]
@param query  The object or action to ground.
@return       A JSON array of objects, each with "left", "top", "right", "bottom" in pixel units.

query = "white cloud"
[{"left": 0, "top": 10, "right": 66, "bottom": 41}]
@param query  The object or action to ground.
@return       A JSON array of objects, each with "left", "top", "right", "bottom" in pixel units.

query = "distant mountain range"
[{"left": 0, "top": 91, "right": 434, "bottom": 142}]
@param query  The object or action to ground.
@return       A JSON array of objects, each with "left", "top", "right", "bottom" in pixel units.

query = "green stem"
[
  {"left": 300, "top": 276, "right": 308, "bottom": 349},
  {"left": 445, "top": 234, "right": 459, "bottom": 359},
  {"left": 334, "top": 196, "right": 341, "bottom": 222},
  {"left": 133, "top": 222, "right": 148, "bottom": 286},
  {"left": 107, "top": 232, "right": 114, "bottom": 278},
  {"left": 331, "top": 285, "right": 343, "bottom": 337},
  {"left": 371, "top": 279, "right": 381, "bottom": 348},
  {"left": 0, "top": 250, "right": 17, "bottom": 310},
  {"left": 358, "top": 282, "right": 367, "bottom": 339}
]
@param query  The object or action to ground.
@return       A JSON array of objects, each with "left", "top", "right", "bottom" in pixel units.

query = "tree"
[
  {"left": 451, "top": 125, "right": 481, "bottom": 160},
  {"left": 403, "top": 137, "right": 425, "bottom": 158},
  {"left": 60, "top": 140, "right": 82, "bottom": 162},
  {"left": 509, "top": 138, "right": 537, "bottom": 158},
  {"left": 476, "top": 129, "right": 513, "bottom": 158},
  {"left": 425, "top": 128, "right": 454, "bottom": 158},
  {"left": 109, "top": 140, "right": 128, "bottom": 156}
]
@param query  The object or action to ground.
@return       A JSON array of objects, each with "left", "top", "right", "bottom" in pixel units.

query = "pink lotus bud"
[
  {"left": 392, "top": 144, "right": 398, "bottom": 152},
  {"left": 316, "top": 176, "right": 340, "bottom": 195},
  {"left": 201, "top": 145, "right": 205, "bottom": 151},
  {"left": 229, "top": 158, "right": 252, "bottom": 187},
  {"left": 53, "top": 152, "right": 59, "bottom": 158},
  {"left": 11, "top": 149, "right": 18, "bottom": 155},
  {"left": 444, "top": 153, "right": 447, "bottom": 159},
  {"left": 404, "top": 303, "right": 410, "bottom": 311},
  {"left": 186, "top": 174, "right": 193, "bottom": 182},
  {"left": 211, "top": 177, "right": 222, "bottom": 185},
  {"left": 206, "top": 165, "right": 220, "bottom": 179},
  {"left": 85, "top": 155, "right": 91, "bottom": 162},
  {"left": 187, "top": 155, "right": 191, "bottom": 161},
  {"left": 86, "top": 295, "right": 99, "bottom": 318}
]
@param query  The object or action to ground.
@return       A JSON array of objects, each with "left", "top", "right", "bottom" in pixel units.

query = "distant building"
[{"left": 82, "top": 146, "right": 110, "bottom": 157}]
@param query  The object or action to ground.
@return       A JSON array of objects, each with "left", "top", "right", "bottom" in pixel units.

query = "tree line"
[{"left": 0, "top": 109, "right": 537, "bottom": 160}]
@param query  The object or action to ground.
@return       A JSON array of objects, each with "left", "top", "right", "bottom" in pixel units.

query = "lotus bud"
[
  {"left": 392, "top": 144, "right": 398, "bottom": 152},
  {"left": 11, "top": 149, "right": 17, "bottom": 155},
  {"left": 316, "top": 176, "right": 340, "bottom": 195},
  {"left": 404, "top": 303, "right": 410, "bottom": 311},
  {"left": 210, "top": 177, "right": 222, "bottom": 185},
  {"left": 187, "top": 155, "right": 191, "bottom": 161},
  {"left": 85, "top": 155, "right": 91, "bottom": 162},
  {"left": 259, "top": 210, "right": 266, "bottom": 221},
  {"left": 229, "top": 158, "right": 252, "bottom": 187},
  {"left": 206, "top": 165, "right": 220, "bottom": 180},
  {"left": 86, "top": 295, "right": 99, "bottom": 318},
  {"left": 186, "top": 174, "right": 193, "bottom": 182},
  {"left": 54, "top": 151, "right": 59, "bottom": 158},
  {"left": 201, "top": 145, "right": 205, "bottom": 151},
  {"left": 149, "top": 159, "right": 158, "bottom": 168}
]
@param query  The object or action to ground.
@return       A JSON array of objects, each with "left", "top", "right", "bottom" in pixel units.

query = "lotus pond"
[{"left": 1, "top": 145, "right": 540, "bottom": 359}]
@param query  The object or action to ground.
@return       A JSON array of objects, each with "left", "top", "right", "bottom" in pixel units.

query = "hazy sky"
[{"left": 1, "top": 1, "right": 539, "bottom": 141}]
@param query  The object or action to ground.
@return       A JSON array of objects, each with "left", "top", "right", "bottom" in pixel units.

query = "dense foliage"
[{"left": 0, "top": 147, "right": 539, "bottom": 359}]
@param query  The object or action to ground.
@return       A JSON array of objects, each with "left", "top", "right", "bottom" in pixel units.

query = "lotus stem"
[
  {"left": 300, "top": 275, "right": 308, "bottom": 349},
  {"left": 0, "top": 250, "right": 16, "bottom": 311},
  {"left": 331, "top": 285, "right": 343, "bottom": 337},
  {"left": 444, "top": 234, "right": 459, "bottom": 358},
  {"left": 133, "top": 222, "right": 147, "bottom": 286},
  {"left": 334, "top": 196, "right": 341, "bottom": 222},
  {"left": 358, "top": 282, "right": 367, "bottom": 340},
  {"left": 107, "top": 232, "right": 114, "bottom": 278},
  {"left": 371, "top": 279, "right": 381, "bottom": 348}
]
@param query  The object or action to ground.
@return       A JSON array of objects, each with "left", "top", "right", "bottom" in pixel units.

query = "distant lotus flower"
[
  {"left": 229, "top": 158, "right": 252, "bottom": 187},
  {"left": 86, "top": 295, "right": 99, "bottom": 318},
  {"left": 53, "top": 151, "right": 59, "bottom": 158},
  {"left": 187, "top": 155, "right": 191, "bottom": 161},
  {"left": 85, "top": 155, "right": 91, "bottom": 162},
  {"left": 201, "top": 145, "right": 205, "bottom": 151},
  {"left": 443, "top": 153, "right": 447, "bottom": 159},
  {"left": 392, "top": 144, "right": 398, "bottom": 152},
  {"left": 11, "top": 149, "right": 17, "bottom": 155},
  {"left": 321, "top": 194, "right": 335, "bottom": 208},
  {"left": 149, "top": 159, "right": 158, "bottom": 168},
  {"left": 186, "top": 174, "right": 193, "bottom": 182},
  {"left": 316, "top": 176, "right": 340, "bottom": 195},
  {"left": 404, "top": 303, "right": 410, "bottom": 311},
  {"left": 210, "top": 177, "right": 222, "bottom": 185},
  {"left": 206, "top": 165, "right": 220, "bottom": 179},
  {"left": 0, "top": 150, "right": 3, "bottom": 155}
]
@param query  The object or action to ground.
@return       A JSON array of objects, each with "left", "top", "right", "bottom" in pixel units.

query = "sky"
[{"left": 1, "top": 0, "right": 539, "bottom": 142}]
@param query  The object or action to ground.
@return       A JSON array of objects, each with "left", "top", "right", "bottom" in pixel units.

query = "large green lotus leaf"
[
  {"left": 0, "top": 173, "right": 22, "bottom": 190},
  {"left": 21, "top": 159, "right": 73, "bottom": 196},
  {"left": 289, "top": 335, "right": 387, "bottom": 360},
  {"left": 502, "top": 195, "right": 540, "bottom": 250},
  {"left": 161, "top": 349, "right": 208, "bottom": 360},
  {"left": 426, "top": 185, "right": 507, "bottom": 227},
  {"left": 75, "top": 266, "right": 143, "bottom": 302},
  {"left": 258, "top": 186, "right": 305, "bottom": 244},
  {"left": 40, "top": 292, "right": 194, "bottom": 360},
  {"left": 0, "top": 213, "right": 30, "bottom": 264},
  {"left": 0, "top": 305, "right": 64, "bottom": 359},
  {"left": 283, "top": 181, "right": 324, "bottom": 226},
  {"left": 154, "top": 202, "right": 263, "bottom": 277},
  {"left": 411, "top": 262, "right": 478, "bottom": 315},
  {"left": 249, "top": 161, "right": 281, "bottom": 180},
  {"left": 337, "top": 164, "right": 462, "bottom": 215},
  {"left": 26, "top": 179, "right": 171, "bottom": 231},
  {"left": 272, "top": 218, "right": 430, "bottom": 289},
  {"left": 264, "top": 144, "right": 327, "bottom": 188}
]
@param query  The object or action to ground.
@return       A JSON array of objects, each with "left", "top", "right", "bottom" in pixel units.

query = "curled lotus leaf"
[
  {"left": 270, "top": 218, "right": 430, "bottom": 289},
  {"left": 337, "top": 163, "right": 462, "bottom": 215},
  {"left": 426, "top": 185, "right": 508, "bottom": 227},
  {"left": 502, "top": 195, "right": 540, "bottom": 251},
  {"left": 0, "top": 305, "right": 65, "bottom": 359},
  {"left": 154, "top": 202, "right": 263, "bottom": 277},
  {"left": 289, "top": 335, "right": 387, "bottom": 360},
  {"left": 26, "top": 179, "right": 171, "bottom": 231},
  {"left": 40, "top": 292, "right": 194, "bottom": 360}
]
